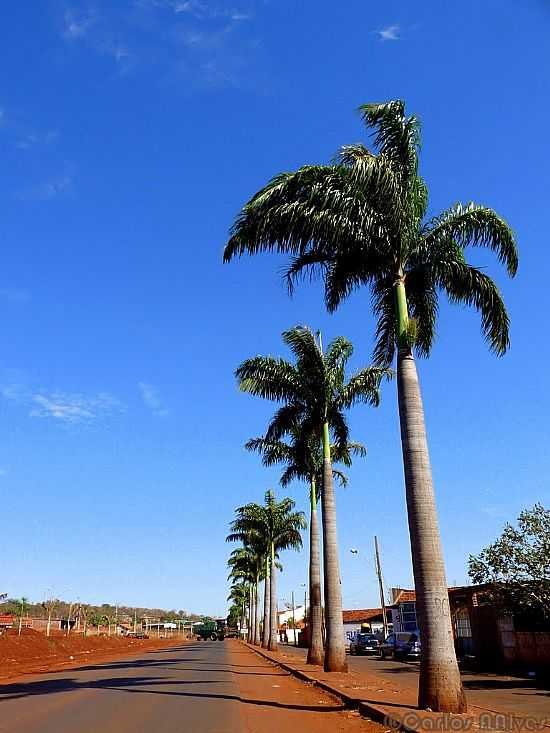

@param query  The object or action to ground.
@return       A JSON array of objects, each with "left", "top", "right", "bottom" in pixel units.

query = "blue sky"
[{"left": 1, "top": 1, "right": 548, "bottom": 616}]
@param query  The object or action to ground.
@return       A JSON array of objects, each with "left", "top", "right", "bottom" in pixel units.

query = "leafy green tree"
[
  {"left": 89, "top": 612, "right": 104, "bottom": 635},
  {"left": 236, "top": 326, "right": 386, "bottom": 670},
  {"left": 224, "top": 100, "right": 517, "bottom": 710},
  {"left": 469, "top": 504, "right": 550, "bottom": 627},
  {"left": 246, "top": 428, "right": 365, "bottom": 666},
  {"left": 228, "top": 490, "right": 305, "bottom": 652}
]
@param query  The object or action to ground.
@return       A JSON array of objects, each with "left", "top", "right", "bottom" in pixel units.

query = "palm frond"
[
  {"left": 337, "top": 366, "right": 391, "bottom": 408},
  {"left": 324, "top": 335, "right": 354, "bottom": 372},
  {"left": 439, "top": 261, "right": 511, "bottom": 355},
  {"left": 371, "top": 278, "right": 396, "bottom": 366},
  {"left": 358, "top": 100, "right": 420, "bottom": 183},
  {"left": 224, "top": 165, "right": 366, "bottom": 262},
  {"left": 404, "top": 267, "right": 438, "bottom": 358},
  {"left": 422, "top": 203, "right": 518, "bottom": 277},
  {"left": 236, "top": 356, "right": 299, "bottom": 402}
]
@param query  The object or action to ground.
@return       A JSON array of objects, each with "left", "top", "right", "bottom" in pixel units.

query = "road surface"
[{"left": 0, "top": 640, "right": 380, "bottom": 733}]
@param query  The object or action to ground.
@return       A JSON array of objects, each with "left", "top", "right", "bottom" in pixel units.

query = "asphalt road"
[
  {"left": 0, "top": 641, "right": 244, "bottom": 733},
  {"left": 0, "top": 641, "right": 380, "bottom": 733}
]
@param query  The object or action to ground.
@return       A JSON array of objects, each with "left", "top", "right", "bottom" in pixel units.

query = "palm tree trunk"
[
  {"left": 247, "top": 586, "right": 253, "bottom": 644},
  {"left": 268, "top": 542, "right": 278, "bottom": 652},
  {"left": 254, "top": 577, "right": 261, "bottom": 645},
  {"left": 321, "top": 422, "right": 347, "bottom": 672},
  {"left": 395, "top": 279, "right": 466, "bottom": 712},
  {"left": 251, "top": 584, "right": 257, "bottom": 644},
  {"left": 307, "top": 476, "right": 324, "bottom": 665},
  {"left": 262, "top": 558, "right": 271, "bottom": 649}
]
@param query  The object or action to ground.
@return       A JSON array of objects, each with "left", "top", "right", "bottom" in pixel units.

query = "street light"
[{"left": 350, "top": 540, "right": 389, "bottom": 639}]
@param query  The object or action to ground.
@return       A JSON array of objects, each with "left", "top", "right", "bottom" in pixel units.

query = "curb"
[{"left": 243, "top": 641, "right": 417, "bottom": 732}]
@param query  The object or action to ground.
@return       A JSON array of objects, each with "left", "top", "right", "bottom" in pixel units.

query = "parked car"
[
  {"left": 379, "top": 632, "right": 421, "bottom": 660},
  {"left": 349, "top": 633, "right": 380, "bottom": 656}
]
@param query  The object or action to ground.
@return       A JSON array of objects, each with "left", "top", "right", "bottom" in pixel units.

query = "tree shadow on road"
[
  {"left": 0, "top": 675, "right": 347, "bottom": 713},
  {"left": 462, "top": 678, "right": 549, "bottom": 692}
]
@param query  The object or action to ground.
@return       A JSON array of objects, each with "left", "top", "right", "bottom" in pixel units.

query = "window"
[
  {"left": 455, "top": 610, "right": 472, "bottom": 638},
  {"left": 399, "top": 601, "right": 417, "bottom": 630}
]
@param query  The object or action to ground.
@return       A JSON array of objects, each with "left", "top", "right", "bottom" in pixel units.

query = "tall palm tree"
[
  {"left": 246, "top": 429, "right": 365, "bottom": 665},
  {"left": 228, "top": 490, "right": 306, "bottom": 652},
  {"left": 224, "top": 100, "right": 518, "bottom": 710},
  {"left": 236, "top": 327, "right": 388, "bottom": 671}
]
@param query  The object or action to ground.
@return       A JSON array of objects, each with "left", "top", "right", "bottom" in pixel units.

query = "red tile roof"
[
  {"left": 342, "top": 608, "right": 383, "bottom": 623},
  {"left": 393, "top": 589, "right": 416, "bottom": 603}
]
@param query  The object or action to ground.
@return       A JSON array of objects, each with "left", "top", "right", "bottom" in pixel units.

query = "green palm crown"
[{"left": 225, "top": 100, "right": 518, "bottom": 365}]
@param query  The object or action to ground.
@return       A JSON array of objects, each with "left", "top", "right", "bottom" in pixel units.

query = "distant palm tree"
[
  {"left": 246, "top": 429, "right": 365, "bottom": 665},
  {"left": 236, "top": 327, "right": 388, "bottom": 671},
  {"left": 227, "top": 582, "right": 249, "bottom": 634},
  {"left": 224, "top": 100, "right": 518, "bottom": 710},
  {"left": 228, "top": 490, "right": 305, "bottom": 651},
  {"left": 227, "top": 546, "right": 263, "bottom": 644}
]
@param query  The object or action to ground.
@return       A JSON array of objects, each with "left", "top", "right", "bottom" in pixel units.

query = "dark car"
[
  {"left": 379, "top": 632, "right": 421, "bottom": 660},
  {"left": 349, "top": 633, "right": 380, "bottom": 656}
]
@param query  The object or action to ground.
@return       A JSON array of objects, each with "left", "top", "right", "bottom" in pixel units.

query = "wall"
[{"left": 504, "top": 631, "right": 550, "bottom": 671}]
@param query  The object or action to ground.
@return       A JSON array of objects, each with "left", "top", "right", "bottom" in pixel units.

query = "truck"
[{"left": 194, "top": 619, "right": 226, "bottom": 641}]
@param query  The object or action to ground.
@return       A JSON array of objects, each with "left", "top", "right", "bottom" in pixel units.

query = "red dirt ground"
[{"left": 0, "top": 628, "right": 181, "bottom": 681}]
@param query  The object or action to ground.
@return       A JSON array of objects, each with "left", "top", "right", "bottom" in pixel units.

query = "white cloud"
[
  {"left": 30, "top": 391, "right": 124, "bottom": 423},
  {"left": 1, "top": 383, "right": 124, "bottom": 424},
  {"left": 0, "top": 384, "right": 26, "bottom": 401},
  {"left": 16, "top": 130, "right": 58, "bottom": 151},
  {"left": 138, "top": 382, "right": 169, "bottom": 416},
  {"left": 171, "top": 0, "right": 249, "bottom": 20},
  {"left": 57, "top": 1, "right": 256, "bottom": 88},
  {"left": 63, "top": 10, "right": 96, "bottom": 39},
  {"left": 378, "top": 24, "right": 400, "bottom": 41}
]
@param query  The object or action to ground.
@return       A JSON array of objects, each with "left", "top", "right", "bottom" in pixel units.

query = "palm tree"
[
  {"left": 236, "top": 327, "right": 388, "bottom": 671},
  {"left": 224, "top": 100, "right": 518, "bottom": 710},
  {"left": 246, "top": 429, "right": 365, "bottom": 665},
  {"left": 227, "top": 582, "right": 249, "bottom": 634},
  {"left": 227, "top": 546, "right": 263, "bottom": 644},
  {"left": 228, "top": 490, "right": 305, "bottom": 652}
]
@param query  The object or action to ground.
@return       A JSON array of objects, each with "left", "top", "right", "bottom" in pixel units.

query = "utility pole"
[
  {"left": 374, "top": 536, "right": 389, "bottom": 639},
  {"left": 291, "top": 590, "right": 297, "bottom": 646},
  {"left": 134, "top": 609, "right": 137, "bottom": 634}
]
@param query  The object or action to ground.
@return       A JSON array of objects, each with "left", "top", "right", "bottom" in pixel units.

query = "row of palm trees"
[
  {"left": 227, "top": 490, "right": 305, "bottom": 651},
  {"left": 223, "top": 100, "right": 518, "bottom": 713},
  {"left": 227, "top": 328, "right": 387, "bottom": 667}
]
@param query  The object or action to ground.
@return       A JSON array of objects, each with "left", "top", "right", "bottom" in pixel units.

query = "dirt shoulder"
[
  {"left": 227, "top": 640, "right": 385, "bottom": 733},
  {"left": 245, "top": 643, "right": 550, "bottom": 732},
  {"left": 0, "top": 628, "right": 185, "bottom": 682}
]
